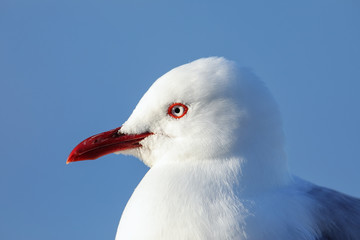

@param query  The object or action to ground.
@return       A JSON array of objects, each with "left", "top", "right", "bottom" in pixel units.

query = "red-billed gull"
[{"left": 67, "top": 57, "right": 360, "bottom": 240}]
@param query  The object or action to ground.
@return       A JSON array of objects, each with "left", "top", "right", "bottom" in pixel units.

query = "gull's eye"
[{"left": 168, "top": 103, "right": 188, "bottom": 119}]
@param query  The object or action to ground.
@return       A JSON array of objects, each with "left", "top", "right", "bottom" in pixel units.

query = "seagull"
[{"left": 67, "top": 57, "right": 360, "bottom": 240}]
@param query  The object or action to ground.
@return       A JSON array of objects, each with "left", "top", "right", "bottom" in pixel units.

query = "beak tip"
[{"left": 66, "top": 155, "right": 74, "bottom": 164}]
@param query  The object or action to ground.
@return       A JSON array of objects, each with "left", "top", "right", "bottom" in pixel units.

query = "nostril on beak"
[{"left": 112, "top": 132, "right": 120, "bottom": 138}]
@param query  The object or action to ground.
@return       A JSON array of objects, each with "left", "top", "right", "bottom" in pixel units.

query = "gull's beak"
[{"left": 67, "top": 127, "right": 152, "bottom": 164}]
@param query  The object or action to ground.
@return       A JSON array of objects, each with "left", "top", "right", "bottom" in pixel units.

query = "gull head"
[{"left": 67, "top": 57, "right": 286, "bottom": 173}]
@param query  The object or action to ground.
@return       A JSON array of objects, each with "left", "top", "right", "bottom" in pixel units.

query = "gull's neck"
[{"left": 116, "top": 156, "right": 291, "bottom": 240}]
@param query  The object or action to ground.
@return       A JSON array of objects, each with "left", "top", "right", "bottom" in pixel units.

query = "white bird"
[{"left": 67, "top": 57, "right": 360, "bottom": 240}]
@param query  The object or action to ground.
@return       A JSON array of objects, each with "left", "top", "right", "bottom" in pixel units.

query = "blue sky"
[{"left": 1, "top": 0, "right": 359, "bottom": 239}]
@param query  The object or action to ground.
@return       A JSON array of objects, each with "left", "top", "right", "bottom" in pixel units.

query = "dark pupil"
[{"left": 174, "top": 107, "right": 181, "bottom": 114}]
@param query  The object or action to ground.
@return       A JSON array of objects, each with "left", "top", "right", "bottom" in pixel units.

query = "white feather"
[{"left": 114, "top": 57, "right": 360, "bottom": 240}]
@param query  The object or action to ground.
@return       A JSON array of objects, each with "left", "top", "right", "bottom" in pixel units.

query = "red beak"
[{"left": 67, "top": 127, "right": 152, "bottom": 164}]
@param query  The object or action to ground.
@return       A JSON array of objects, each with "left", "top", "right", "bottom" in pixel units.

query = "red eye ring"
[{"left": 168, "top": 103, "right": 188, "bottom": 119}]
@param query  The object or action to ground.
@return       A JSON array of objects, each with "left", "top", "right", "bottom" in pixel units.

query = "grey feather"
[{"left": 307, "top": 185, "right": 360, "bottom": 240}]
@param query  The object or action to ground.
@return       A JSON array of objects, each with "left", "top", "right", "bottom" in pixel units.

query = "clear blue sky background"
[{"left": 1, "top": 0, "right": 359, "bottom": 239}]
